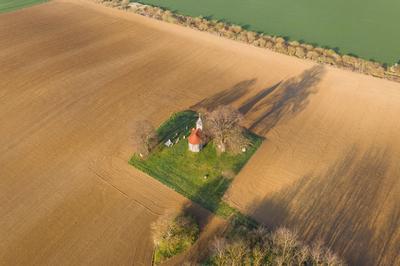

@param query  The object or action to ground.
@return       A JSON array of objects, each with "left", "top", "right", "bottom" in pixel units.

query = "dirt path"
[{"left": 0, "top": 1, "right": 399, "bottom": 265}]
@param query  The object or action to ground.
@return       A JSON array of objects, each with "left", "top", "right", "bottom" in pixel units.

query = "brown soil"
[{"left": 0, "top": 0, "right": 399, "bottom": 265}]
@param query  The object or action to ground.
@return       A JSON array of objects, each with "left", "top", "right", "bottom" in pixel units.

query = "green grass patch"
[
  {"left": 0, "top": 0, "right": 47, "bottom": 13},
  {"left": 134, "top": 0, "right": 400, "bottom": 65},
  {"left": 130, "top": 110, "right": 263, "bottom": 218}
]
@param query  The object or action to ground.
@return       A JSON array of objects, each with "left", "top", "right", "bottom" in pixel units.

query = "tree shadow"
[
  {"left": 176, "top": 65, "right": 326, "bottom": 263},
  {"left": 238, "top": 81, "right": 282, "bottom": 115},
  {"left": 247, "top": 65, "right": 325, "bottom": 135},
  {"left": 191, "top": 79, "right": 257, "bottom": 111},
  {"left": 248, "top": 145, "right": 400, "bottom": 265},
  {"left": 191, "top": 65, "right": 325, "bottom": 136}
]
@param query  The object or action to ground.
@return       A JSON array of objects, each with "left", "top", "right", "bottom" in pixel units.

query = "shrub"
[
  {"left": 275, "top": 42, "right": 288, "bottom": 53},
  {"left": 295, "top": 47, "right": 306, "bottom": 58},
  {"left": 230, "top": 25, "right": 242, "bottom": 34},
  {"left": 389, "top": 64, "right": 400, "bottom": 75},
  {"left": 275, "top": 37, "right": 285, "bottom": 44},
  {"left": 161, "top": 10, "right": 177, "bottom": 23},
  {"left": 257, "top": 38, "right": 266, "bottom": 47},
  {"left": 246, "top": 31, "right": 257, "bottom": 43},
  {"left": 287, "top": 45, "right": 296, "bottom": 56},
  {"left": 152, "top": 211, "right": 200, "bottom": 265},
  {"left": 302, "top": 43, "right": 314, "bottom": 51},
  {"left": 307, "top": 50, "right": 320, "bottom": 60},
  {"left": 265, "top": 41, "right": 274, "bottom": 49},
  {"left": 120, "top": 0, "right": 129, "bottom": 9},
  {"left": 238, "top": 31, "right": 248, "bottom": 42}
]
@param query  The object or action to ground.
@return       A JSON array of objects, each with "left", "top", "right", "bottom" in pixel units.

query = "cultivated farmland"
[
  {"left": 0, "top": 0, "right": 47, "bottom": 13},
  {"left": 0, "top": 0, "right": 399, "bottom": 265},
  {"left": 137, "top": 0, "right": 400, "bottom": 65}
]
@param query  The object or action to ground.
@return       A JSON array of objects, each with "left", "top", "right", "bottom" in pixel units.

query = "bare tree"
[
  {"left": 324, "top": 249, "right": 345, "bottom": 266},
  {"left": 208, "top": 225, "right": 345, "bottom": 266},
  {"left": 211, "top": 237, "right": 228, "bottom": 266},
  {"left": 151, "top": 211, "right": 176, "bottom": 246},
  {"left": 204, "top": 105, "right": 249, "bottom": 153},
  {"left": 226, "top": 240, "right": 248, "bottom": 265},
  {"left": 132, "top": 120, "right": 158, "bottom": 158},
  {"left": 252, "top": 245, "right": 266, "bottom": 266},
  {"left": 272, "top": 227, "right": 299, "bottom": 265},
  {"left": 310, "top": 239, "right": 324, "bottom": 264},
  {"left": 295, "top": 245, "right": 310, "bottom": 265}
]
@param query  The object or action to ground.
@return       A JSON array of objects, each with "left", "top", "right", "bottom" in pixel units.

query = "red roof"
[{"left": 188, "top": 128, "right": 201, "bottom": 145}]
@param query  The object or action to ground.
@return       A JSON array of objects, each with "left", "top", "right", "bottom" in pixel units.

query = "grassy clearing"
[
  {"left": 0, "top": 0, "right": 47, "bottom": 13},
  {"left": 134, "top": 0, "right": 400, "bottom": 65},
  {"left": 130, "top": 110, "right": 263, "bottom": 218}
]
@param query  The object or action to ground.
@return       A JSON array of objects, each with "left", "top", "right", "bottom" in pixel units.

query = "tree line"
[{"left": 96, "top": 0, "right": 400, "bottom": 83}]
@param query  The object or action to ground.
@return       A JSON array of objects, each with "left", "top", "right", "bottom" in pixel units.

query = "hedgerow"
[{"left": 96, "top": 0, "right": 400, "bottom": 83}]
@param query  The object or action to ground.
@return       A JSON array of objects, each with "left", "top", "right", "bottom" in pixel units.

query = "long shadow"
[
  {"left": 248, "top": 145, "right": 400, "bottom": 265},
  {"left": 191, "top": 79, "right": 257, "bottom": 111},
  {"left": 179, "top": 65, "right": 326, "bottom": 262},
  {"left": 191, "top": 65, "right": 325, "bottom": 136},
  {"left": 238, "top": 81, "right": 282, "bottom": 115},
  {"left": 248, "top": 65, "right": 325, "bottom": 135}
]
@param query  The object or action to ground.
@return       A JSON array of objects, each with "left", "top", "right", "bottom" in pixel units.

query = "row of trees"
[
  {"left": 151, "top": 211, "right": 345, "bottom": 265},
  {"left": 99, "top": 0, "right": 400, "bottom": 82},
  {"left": 209, "top": 224, "right": 345, "bottom": 266},
  {"left": 97, "top": 0, "right": 130, "bottom": 9}
]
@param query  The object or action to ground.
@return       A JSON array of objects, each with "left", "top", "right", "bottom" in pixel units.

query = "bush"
[
  {"left": 230, "top": 25, "right": 242, "bottom": 34},
  {"left": 120, "top": 0, "right": 129, "bottom": 9},
  {"left": 152, "top": 211, "right": 200, "bottom": 265},
  {"left": 307, "top": 50, "right": 320, "bottom": 60},
  {"left": 275, "top": 37, "right": 285, "bottom": 44},
  {"left": 246, "top": 31, "right": 257, "bottom": 43},
  {"left": 389, "top": 64, "right": 400, "bottom": 75},
  {"left": 275, "top": 42, "right": 288, "bottom": 53},
  {"left": 295, "top": 47, "right": 306, "bottom": 58}
]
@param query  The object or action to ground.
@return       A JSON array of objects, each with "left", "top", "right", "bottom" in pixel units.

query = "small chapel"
[{"left": 188, "top": 115, "right": 203, "bottom": 152}]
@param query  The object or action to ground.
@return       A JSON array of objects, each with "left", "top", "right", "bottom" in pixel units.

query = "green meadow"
[
  {"left": 136, "top": 0, "right": 400, "bottom": 65},
  {"left": 130, "top": 111, "right": 263, "bottom": 218},
  {"left": 0, "top": 0, "right": 47, "bottom": 13}
]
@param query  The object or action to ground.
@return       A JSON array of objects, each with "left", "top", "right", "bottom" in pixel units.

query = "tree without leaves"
[
  {"left": 325, "top": 250, "right": 345, "bottom": 266},
  {"left": 204, "top": 105, "right": 249, "bottom": 154},
  {"left": 310, "top": 239, "right": 324, "bottom": 264},
  {"left": 132, "top": 120, "right": 158, "bottom": 158},
  {"left": 271, "top": 227, "right": 299, "bottom": 265},
  {"left": 151, "top": 211, "right": 177, "bottom": 246},
  {"left": 206, "top": 226, "right": 345, "bottom": 266},
  {"left": 226, "top": 240, "right": 248, "bottom": 265},
  {"left": 252, "top": 245, "right": 267, "bottom": 266},
  {"left": 210, "top": 237, "right": 228, "bottom": 266},
  {"left": 295, "top": 245, "right": 311, "bottom": 265}
]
